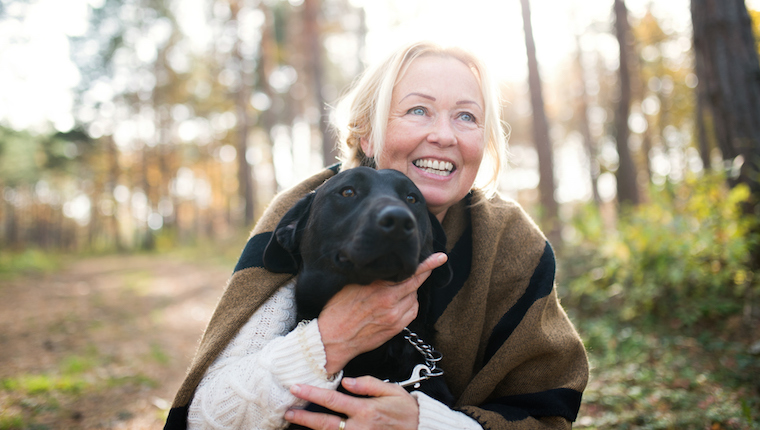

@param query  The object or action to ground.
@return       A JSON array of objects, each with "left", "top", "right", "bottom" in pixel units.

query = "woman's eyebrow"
[
  {"left": 457, "top": 100, "right": 482, "bottom": 109},
  {"left": 401, "top": 92, "right": 436, "bottom": 102}
]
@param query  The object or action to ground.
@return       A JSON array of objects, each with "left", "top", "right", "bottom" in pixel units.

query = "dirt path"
[{"left": 0, "top": 254, "right": 233, "bottom": 429}]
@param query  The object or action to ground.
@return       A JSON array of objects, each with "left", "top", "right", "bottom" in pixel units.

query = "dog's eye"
[
  {"left": 406, "top": 194, "right": 417, "bottom": 204},
  {"left": 340, "top": 187, "right": 356, "bottom": 198}
]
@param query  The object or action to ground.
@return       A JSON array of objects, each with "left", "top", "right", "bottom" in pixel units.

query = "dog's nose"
[{"left": 377, "top": 206, "right": 416, "bottom": 238}]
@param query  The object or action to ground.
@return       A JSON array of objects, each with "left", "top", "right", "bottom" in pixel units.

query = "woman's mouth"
[{"left": 413, "top": 159, "right": 454, "bottom": 177}]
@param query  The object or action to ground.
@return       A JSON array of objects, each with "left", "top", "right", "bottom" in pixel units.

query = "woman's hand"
[
  {"left": 317, "top": 252, "right": 447, "bottom": 374},
  {"left": 285, "top": 376, "right": 419, "bottom": 430}
]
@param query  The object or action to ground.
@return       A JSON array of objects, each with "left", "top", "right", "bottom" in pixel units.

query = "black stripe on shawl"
[
  {"left": 163, "top": 405, "right": 188, "bottom": 429},
  {"left": 467, "top": 388, "right": 583, "bottom": 423},
  {"left": 430, "top": 194, "right": 473, "bottom": 325},
  {"left": 430, "top": 221, "right": 472, "bottom": 325},
  {"left": 483, "top": 241, "right": 555, "bottom": 364},
  {"left": 233, "top": 232, "right": 275, "bottom": 272},
  {"left": 326, "top": 163, "right": 341, "bottom": 173}
]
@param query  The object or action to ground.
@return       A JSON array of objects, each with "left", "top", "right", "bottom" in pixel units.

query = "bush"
[{"left": 560, "top": 172, "right": 759, "bottom": 326}]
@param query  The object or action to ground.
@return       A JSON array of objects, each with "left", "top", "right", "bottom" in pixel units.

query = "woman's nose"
[{"left": 426, "top": 116, "right": 457, "bottom": 146}]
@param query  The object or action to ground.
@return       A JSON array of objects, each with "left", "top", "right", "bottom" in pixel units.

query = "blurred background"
[{"left": 0, "top": 0, "right": 759, "bottom": 428}]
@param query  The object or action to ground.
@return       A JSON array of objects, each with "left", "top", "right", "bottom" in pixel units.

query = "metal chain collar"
[{"left": 389, "top": 327, "right": 444, "bottom": 389}]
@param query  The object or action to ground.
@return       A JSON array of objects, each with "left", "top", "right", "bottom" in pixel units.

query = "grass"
[
  {"left": 573, "top": 313, "right": 760, "bottom": 429},
  {"left": 0, "top": 249, "right": 65, "bottom": 280},
  {"left": 0, "top": 348, "right": 159, "bottom": 429}
]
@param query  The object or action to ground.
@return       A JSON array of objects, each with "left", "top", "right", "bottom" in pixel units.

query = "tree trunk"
[
  {"left": 695, "top": 81, "right": 712, "bottom": 171},
  {"left": 691, "top": 0, "right": 760, "bottom": 268},
  {"left": 613, "top": 0, "right": 640, "bottom": 207},
  {"left": 303, "top": 0, "right": 335, "bottom": 166},
  {"left": 106, "top": 134, "right": 123, "bottom": 251},
  {"left": 519, "top": 0, "right": 559, "bottom": 241},
  {"left": 573, "top": 33, "right": 601, "bottom": 205},
  {"left": 231, "top": 0, "right": 256, "bottom": 227},
  {"left": 691, "top": 0, "right": 760, "bottom": 196}
]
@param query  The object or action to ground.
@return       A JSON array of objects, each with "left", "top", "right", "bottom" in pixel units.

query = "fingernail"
[
  {"left": 437, "top": 253, "right": 447, "bottom": 263},
  {"left": 285, "top": 410, "right": 294, "bottom": 420},
  {"left": 290, "top": 384, "right": 301, "bottom": 395},
  {"left": 342, "top": 377, "right": 355, "bottom": 387}
]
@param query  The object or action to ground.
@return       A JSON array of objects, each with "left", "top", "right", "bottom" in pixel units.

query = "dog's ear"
[
  {"left": 427, "top": 211, "right": 453, "bottom": 287},
  {"left": 263, "top": 193, "right": 314, "bottom": 273}
]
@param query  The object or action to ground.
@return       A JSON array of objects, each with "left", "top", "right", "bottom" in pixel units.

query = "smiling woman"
[
  {"left": 167, "top": 40, "right": 588, "bottom": 430},
  {"left": 361, "top": 55, "right": 487, "bottom": 221},
  {"left": 335, "top": 44, "right": 506, "bottom": 207}
]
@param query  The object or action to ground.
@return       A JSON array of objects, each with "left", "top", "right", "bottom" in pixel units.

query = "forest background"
[{"left": 1, "top": 0, "right": 759, "bottom": 428}]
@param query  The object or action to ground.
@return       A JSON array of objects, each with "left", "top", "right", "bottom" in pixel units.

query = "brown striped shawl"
[{"left": 165, "top": 165, "right": 588, "bottom": 430}]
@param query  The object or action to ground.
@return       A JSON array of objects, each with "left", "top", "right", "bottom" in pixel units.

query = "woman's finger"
[
  {"left": 389, "top": 252, "right": 447, "bottom": 297},
  {"left": 417, "top": 252, "right": 448, "bottom": 274},
  {"left": 288, "top": 383, "right": 359, "bottom": 416},
  {"left": 340, "top": 376, "right": 408, "bottom": 398},
  {"left": 287, "top": 379, "right": 417, "bottom": 430},
  {"left": 284, "top": 407, "right": 345, "bottom": 430}
]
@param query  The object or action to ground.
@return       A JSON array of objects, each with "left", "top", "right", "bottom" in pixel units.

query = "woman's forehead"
[{"left": 392, "top": 56, "right": 484, "bottom": 105}]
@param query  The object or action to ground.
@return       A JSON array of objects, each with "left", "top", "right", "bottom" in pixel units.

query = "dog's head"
[{"left": 264, "top": 167, "right": 451, "bottom": 291}]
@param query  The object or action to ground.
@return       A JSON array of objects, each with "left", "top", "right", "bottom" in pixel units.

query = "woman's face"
[{"left": 362, "top": 55, "right": 486, "bottom": 221}]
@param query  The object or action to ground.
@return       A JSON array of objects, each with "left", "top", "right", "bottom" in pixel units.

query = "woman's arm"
[
  {"left": 187, "top": 280, "right": 341, "bottom": 430},
  {"left": 413, "top": 392, "right": 482, "bottom": 430}
]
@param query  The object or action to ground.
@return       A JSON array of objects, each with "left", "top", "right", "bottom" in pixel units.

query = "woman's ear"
[{"left": 360, "top": 137, "right": 373, "bottom": 157}]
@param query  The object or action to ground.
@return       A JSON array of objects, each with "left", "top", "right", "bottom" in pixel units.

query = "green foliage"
[
  {"left": 1, "top": 374, "right": 87, "bottom": 396},
  {"left": 148, "top": 343, "right": 171, "bottom": 365},
  {"left": 0, "top": 348, "right": 157, "bottom": 428},
  {"left": 0, "top": 249, "right": 64, "bottom": 280},
  {"left": 0, "top": 127, "right": 43, "bottom": 187},
  {"left": 750, "top": 7, "right": 760, "bottom": 54},
  {"left": 561, "top": 172, "right": 759, "bottom": 326},
  {"left": 1, "top": 351, "right": 100, "bottom": 396},
  {"left": 0, "top": 412, "right": 25, "bottom": 430},
  {"left": 575, "top": 315, "right": 760, "bottom": 429}
]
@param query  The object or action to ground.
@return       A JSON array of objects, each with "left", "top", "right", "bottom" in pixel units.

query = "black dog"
[{"left": 263, "top": 167, "right": 455, "bottom": 408}]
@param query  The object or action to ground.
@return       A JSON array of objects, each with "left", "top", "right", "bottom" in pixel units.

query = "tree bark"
[
  {"left": 613, "top": 0, "right": 640, "bottom": 206},
  {"left": 303, "top": 0, "right": 336, "bottom": 166},
  {"left": 574, "top": 33, "right": 601, "bottom": 205},
  {"left": 691, "top": 0, "right": 760, "bottom": 195},
  {"left": 691, "top": 0, "right": 760, "bottom": 268},
  {"left": 231, "top": 0, "right": 255, "bottom": 227},
  {"left": 519, "top": 0, "right": 559, "bottom": 240}
]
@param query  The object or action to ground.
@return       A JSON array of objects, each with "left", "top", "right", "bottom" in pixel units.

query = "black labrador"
[{"left": 263, "top": 166, "right": 455, "bottom": 409}]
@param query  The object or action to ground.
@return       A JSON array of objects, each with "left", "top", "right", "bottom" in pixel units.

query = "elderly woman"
[{"left": 165, "top": 41, "right": 588, "bottom": 430}]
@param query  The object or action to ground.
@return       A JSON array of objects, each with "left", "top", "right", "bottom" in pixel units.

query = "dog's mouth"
[
  {"left": 334, "top": 251, "right": 415, "bottom": 283},
  {"left": 413, "top": 158, "right": 455, "bottom": 177}
]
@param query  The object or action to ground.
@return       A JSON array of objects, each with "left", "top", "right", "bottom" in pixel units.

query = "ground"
[
  {"left": 1, "top": 253, "right": 758, "bottom": 429},
  {"left": 0, "top": 254, "right": 232, "bottom": 429}
]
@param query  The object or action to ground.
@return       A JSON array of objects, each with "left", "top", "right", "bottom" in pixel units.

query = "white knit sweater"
[{"left": 188, "top": 279, "right": 481, "bottom": 430}]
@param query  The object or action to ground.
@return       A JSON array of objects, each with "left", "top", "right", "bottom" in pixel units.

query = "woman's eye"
[
  {"left": 408, "top": 107, "right": 426, "bottom": 116},
  {"left": 406, "top": 194, "right": 417, "bottom": 204},
  {"left": 340, "top": 187, "right": 356, "bottom": 198},
  {"left": 459, "top": 112, "right": 475, "bottom": 122}
]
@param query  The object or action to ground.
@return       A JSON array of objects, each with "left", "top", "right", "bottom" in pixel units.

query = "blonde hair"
[{"left": 332, "top": 40, "right": 509, "bottom": 195}]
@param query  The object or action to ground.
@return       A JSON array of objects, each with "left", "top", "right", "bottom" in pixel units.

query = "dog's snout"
[{"left": 377, "top": 206, "right": 416, "bottom": 238}]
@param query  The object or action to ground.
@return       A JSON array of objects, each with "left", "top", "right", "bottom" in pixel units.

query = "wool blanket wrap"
[{"left": 165, "top": 165, "right": 589, "bottom": 430}]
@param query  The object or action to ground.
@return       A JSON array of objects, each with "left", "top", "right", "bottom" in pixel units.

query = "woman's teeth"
[{"left": 414, "top": 159, "right": 454, "bottom": 176}]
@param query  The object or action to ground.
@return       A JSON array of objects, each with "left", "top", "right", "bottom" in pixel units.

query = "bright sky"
[
  {"left": 357, "top": 0, "right": 692, "bottom": 82},
  {"left": 0, "top": 0, "right": 701, "bottom": 133}
]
